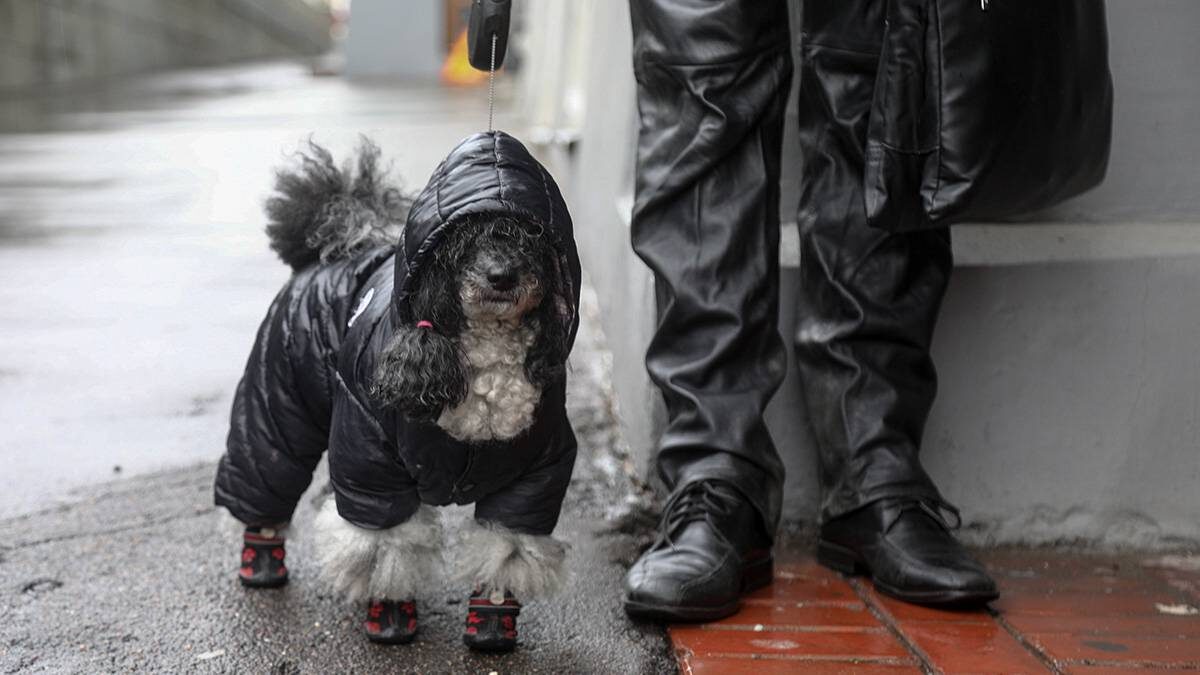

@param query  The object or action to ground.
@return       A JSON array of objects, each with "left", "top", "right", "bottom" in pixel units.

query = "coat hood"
[{"left": 394, "top": 131, "right": 581, "bottom": 345}]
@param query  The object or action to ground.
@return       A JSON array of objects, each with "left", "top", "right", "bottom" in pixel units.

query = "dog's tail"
[{"left": 264, "top": 137, "right": 412, "bottom": 271}]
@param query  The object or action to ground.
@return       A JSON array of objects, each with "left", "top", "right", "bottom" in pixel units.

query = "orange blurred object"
[{"left": 441, "top": 28, "right": 489, "bottom": 86}]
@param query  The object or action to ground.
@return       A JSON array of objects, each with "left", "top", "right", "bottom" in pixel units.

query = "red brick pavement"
[{"left": 670, "top": 550, "right": 1200, "bottom": 674}]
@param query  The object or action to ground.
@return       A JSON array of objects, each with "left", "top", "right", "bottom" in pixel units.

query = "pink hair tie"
[{"left": 416, "top": 320, "right": 434, "bottom": 329}]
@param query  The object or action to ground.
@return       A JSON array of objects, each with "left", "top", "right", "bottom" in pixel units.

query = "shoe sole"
[
  {"left": 817, "top": 539, "right": 999, "bottom": 608},
  {"left": 366, "top": 631, "right": 417, "bottom": 646},
  {"left": 463, "top": 637, "right": 516, "bottom": 652},
  {"left": 622, "top": 553, "right": 774, "bottom": 622},
  {"left": 238, "top": 574, "right": 288, "bottom": 589}
]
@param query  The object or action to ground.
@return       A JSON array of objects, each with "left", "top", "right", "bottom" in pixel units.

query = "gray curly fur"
[
  {"left": 265, "top": 137, "right": 412, "bottom": 270},
  {"left": 312, "top": 500, "right": 443, "bottom": 602},
  {"left": 456, "top": 520, "right": 568, "bottom": 599}
]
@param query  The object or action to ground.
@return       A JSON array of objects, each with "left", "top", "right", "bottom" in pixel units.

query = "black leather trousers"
[{"left": 629, "top": 0, "right": 950, "bottom": 533}]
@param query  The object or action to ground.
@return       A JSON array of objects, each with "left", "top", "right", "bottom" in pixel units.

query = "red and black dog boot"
[
  {"left": 363, "top": 599, "right": 419, "bottom": 645},
  {"left": 463, "top": 589, "right": 520, "bottom": 652},
  {"left": 238, "top": 527, "right": 288, "bottom": 588}
]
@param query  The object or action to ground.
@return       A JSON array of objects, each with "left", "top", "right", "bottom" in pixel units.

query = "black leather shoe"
[
  {"left": 818, "top": 498, "right": 999, "bottom": 607},
  {"left": 623, "top": 480, "right": 773, "bottom": 622}
]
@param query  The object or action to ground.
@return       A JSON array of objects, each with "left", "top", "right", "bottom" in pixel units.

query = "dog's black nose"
[{"left": 487, "top": 267, "right": 518, "bottom": 291}]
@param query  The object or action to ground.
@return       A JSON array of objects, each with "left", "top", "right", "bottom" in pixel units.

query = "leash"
[
  {"left": 467, "top": 0, "right": 511, "bottom": 131},
  {"left": 488, "top": 34, "right": 497, "bottom": 131}
]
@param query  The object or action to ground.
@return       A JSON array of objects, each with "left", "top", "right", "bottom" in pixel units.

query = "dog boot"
[
  {"left": 238, "top": 528, "right": 288, "bottom": 588},
  {"left": 364, "top": 599, "right": 418, "bottom": 645},
  {"left": 463, "top": 589, "right": 520, "bottom": 652}
]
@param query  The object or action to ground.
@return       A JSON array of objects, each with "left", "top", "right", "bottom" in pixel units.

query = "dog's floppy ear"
[
  {"left": 371, "top": 324, "right": 467, "bottom": 420},
  {"left": 524, "top": 291, "right": 569, "bottom": 390}
]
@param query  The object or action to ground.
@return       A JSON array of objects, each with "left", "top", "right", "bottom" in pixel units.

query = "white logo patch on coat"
[{"left": 348, "top": 288, "right": 376, "bottom": 328}]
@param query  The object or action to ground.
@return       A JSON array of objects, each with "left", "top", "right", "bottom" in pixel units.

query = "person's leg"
[
  {"left": 623, "top": 0, "right": 792, "bottom": 620},
  {"left": 794, "top": 0, "right": 996, "bottom": 606},
  {"left": 794, "top": 0, "right": 948, "bottom": 517}
]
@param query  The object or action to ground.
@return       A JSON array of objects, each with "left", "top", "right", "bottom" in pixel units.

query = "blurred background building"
[
  {"left": 341, "top": 0, "right": 444, "bottom": 80},
  {"left": 0, "top": 0, "right": 334, "bottom": 89}
]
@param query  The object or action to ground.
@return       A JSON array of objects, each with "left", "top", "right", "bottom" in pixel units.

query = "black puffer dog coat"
[{"left": 214, "top": 132, "right": 581, "bottom": 535}]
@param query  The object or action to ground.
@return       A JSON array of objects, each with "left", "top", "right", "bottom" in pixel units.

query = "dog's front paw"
[
  {"left": 364, "top": 598, "right": 418, "bottom": 645},
  {"left": 463, "top": 589, "right": 520, "bottom": 652}
]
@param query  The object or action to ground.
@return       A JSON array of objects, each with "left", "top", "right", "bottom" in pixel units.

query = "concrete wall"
[
  {"left": 561, "top": 3, "right": 664, "bottom": 478},
  {"left": 0, "top": 0, "right": 331, "bottom": 92},
  {"left": 549, "top": 0, "right": 1200, "bottom": 547}
]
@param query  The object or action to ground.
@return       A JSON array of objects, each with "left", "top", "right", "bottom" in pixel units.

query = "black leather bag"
[{"left": 864, "top": 0, "right": 1114, "bottom": 230}]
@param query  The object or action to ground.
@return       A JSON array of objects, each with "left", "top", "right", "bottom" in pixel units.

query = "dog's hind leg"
[
  {"left": 214, "top": 278, "right": 344, "bottom": 593},
  {"left": 215, "top": 275, "right": 337, "bottom": 529}
]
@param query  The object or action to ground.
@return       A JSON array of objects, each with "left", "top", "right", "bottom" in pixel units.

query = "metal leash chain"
[{"left": 488, "top": 34, "right": 497, "bottom": 131}]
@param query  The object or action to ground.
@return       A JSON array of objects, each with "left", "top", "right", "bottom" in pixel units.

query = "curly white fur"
[
  {"left": 437, "top": 319, "right": 540, "bottom": 441},
  {"left": 312, "top": 500, "right": 443, "bottom": 601},
  {"left": 455, "top": 520, "right": 568, "bottom": 599}
]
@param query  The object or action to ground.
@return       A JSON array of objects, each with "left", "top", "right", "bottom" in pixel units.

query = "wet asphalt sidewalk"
[{"left": 0, "top": 61, "right": 672, "bottom": 673}]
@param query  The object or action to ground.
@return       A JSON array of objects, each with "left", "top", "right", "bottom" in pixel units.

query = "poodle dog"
[{"left": 214, "top": 131, "right": 581, "bottom": 652}]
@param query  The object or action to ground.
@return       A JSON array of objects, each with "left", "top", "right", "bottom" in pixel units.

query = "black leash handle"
[{"left": 467, "top": 0, "right": 512, "bottom": 71}]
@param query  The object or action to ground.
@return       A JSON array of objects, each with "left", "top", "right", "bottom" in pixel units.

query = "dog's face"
[
  {"left": 417, "top": 217, "right": 552, "bottom": 326},
  {"left": 457, "top": 225, "right": 545, "bottom": 323},
  {"left": 371, "top": 216, "right": 570, "bottom": 421}
]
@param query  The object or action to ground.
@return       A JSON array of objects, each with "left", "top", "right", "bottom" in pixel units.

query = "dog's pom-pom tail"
[
  {"left": 264, "top": 137, "right": 412, "bottom": 271},
  {"left": 455, "top": 520, "right": 568, "bottom": 599},
  {"left": 370, "top": 324, "right": 467, "bottom": 419}
]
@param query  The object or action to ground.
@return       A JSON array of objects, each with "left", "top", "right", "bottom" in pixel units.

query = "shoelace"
[{"left": 654, "top": 481, "right": 736, "bottom": 550}]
